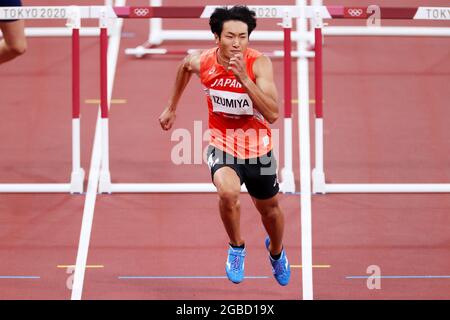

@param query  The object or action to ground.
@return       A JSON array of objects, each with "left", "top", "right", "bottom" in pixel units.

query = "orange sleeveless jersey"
[{"left": 200, "top": 48, "right": 273, "bottom": 159}]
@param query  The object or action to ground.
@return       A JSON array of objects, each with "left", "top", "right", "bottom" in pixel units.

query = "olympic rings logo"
[
  {"left": 347, "top": 8, "right": 364, "bottom": 17},
  {"left": 133, "top": 8, "right": 150, "bottom": 17}
]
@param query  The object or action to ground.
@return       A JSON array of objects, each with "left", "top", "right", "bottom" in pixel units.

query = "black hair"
[{"left": 209, "top": 6, "right": 257, "bottom": 38}]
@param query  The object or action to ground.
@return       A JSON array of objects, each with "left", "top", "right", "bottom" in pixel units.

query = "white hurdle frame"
[
  {"left": 0, "top": 6, "right": 85, "bottom": 193},
  {"left": 311, "top": 2, "right": 450, "bottom": 194}
]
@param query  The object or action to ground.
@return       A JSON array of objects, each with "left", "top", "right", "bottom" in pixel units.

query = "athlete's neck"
[{"left": 216, "top": 49, "right": 230, "bottom": 69}]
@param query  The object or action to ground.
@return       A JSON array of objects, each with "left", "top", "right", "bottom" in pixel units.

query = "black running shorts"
[{"left": 207, "top": 145, "right": 280, "bottom": 200}]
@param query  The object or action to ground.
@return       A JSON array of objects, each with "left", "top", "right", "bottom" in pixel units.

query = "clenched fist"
[{"left": 159, "top": 107, "right": 176, "bottom": 131}]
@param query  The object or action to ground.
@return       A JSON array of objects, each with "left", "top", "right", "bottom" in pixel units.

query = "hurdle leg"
[
  {"left": 279, "top": 12, "right": 295, "bottom": 193},
  {"left": 98, "top": 8, "right": 112, "bottom": 194},
  {"left": 68, "top": 6, "right": 85, "bottom": 194},
  {"left": 148, "top": 0, "right": 163, "bottom": 46},
  {"left": 311, "top": 9, "right": 326, "bottom": 194}
]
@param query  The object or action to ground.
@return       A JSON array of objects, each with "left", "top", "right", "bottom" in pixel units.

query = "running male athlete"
[
  {"left": 159, "top": 6, "right": 290, "bottom": 286},
  {"left": 0, "top": 0, "right": 26, "bottom": 65}
]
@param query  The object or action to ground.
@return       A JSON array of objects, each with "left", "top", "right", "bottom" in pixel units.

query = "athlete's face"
[{"left": 216, "top": 20, "right": 249, "bottom": 60}]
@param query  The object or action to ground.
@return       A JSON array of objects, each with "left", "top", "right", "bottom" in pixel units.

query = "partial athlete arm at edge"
[{"left": 158, "top": 50, "right": 202, "bottom": 131}]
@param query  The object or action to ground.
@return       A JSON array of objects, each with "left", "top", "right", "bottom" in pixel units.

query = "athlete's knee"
[
  {"left": 218, "top": 187, "right": 240, "bottom": 209},
  {"left": 12, "top": 42, "right": 26, "bottom": 56},
  {"left": 258, "top": 201, "right": 282, "bottom": 219},
  {"left": 8, "top": 40, "right": 27, "bottom": 56}
]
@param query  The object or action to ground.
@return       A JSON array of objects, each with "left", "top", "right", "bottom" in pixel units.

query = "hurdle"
[
  {"left": 0, "top": 6, "right": 86, "bottom": 193},
  {"left": 311, "top": 5, "right": 450, "bottom": 194},
  {"left": 97, "top": 5, "right": 318, "bottom": 194}
]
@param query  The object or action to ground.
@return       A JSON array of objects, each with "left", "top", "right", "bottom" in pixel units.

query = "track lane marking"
[{"left": 71, "top": 0, "right": 126, "bottom": 300}]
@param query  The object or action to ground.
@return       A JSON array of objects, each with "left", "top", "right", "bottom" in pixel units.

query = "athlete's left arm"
[{"left": 230, "top": 54, "right": 279, "bottom": 124}]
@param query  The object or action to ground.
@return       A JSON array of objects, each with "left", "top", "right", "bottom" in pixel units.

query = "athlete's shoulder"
[
  {"left": 245, "top": 48, "right": 263, "bottom": 59},
  {"left": 201, "top": 48, "right": 217, "bottom": 57},
  {"left": 247, "top": 49, "right": 272, "bottom": 78},
  {"left": 200, "top": 47, "right": 218, "bottom": 64},
  {"left": 182, "top": 50, "right": 203, "bottom": 75},
  {"left": 199, "top": 48, "right": 218, "bottom": 77}
]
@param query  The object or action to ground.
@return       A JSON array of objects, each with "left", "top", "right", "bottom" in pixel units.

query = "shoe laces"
[
  {"left": 230, "top": 255, "right": 242, "bottom": 271},
  {"left": 228, "top": 247, "right": 245, "bottom": 272},
  {"left": 272, "top": 254, "right": 288, "bottom": 275}
]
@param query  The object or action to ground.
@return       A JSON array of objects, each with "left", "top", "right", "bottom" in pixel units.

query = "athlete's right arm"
[{"left": 158, "top": 51, "right": 202, "bottom": 131}]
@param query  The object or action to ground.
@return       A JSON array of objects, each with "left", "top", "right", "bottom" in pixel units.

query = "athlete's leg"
[
  {"left": 213, "top": 166, "right": 244, "bottom": 246},
  {"left": 251, "top": 194, "right": 285, "bottom": 255},
  {"left": 0, "top": 20, "right": 27, "bottom": 65},
  {"left": 253, "top": 194, "right": 290, "bottom": 286}
]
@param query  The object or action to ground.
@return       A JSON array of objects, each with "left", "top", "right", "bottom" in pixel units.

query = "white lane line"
[
  {"left": 118, "top": 276, "right": 270, "bottom": 280},
  {"left": 71, "top": 0, "right": 126, "bottom": 301},
  {"left": 346, "top": 275, "right": 450, "bottom": 279},
  {"left": 0, "top": 276, "right": 40, "bottom": 279}
]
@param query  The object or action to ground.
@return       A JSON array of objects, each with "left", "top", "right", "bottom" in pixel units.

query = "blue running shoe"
[
  {"left": 265, "top": 237, "right": 291, "bottom": 286},
  {"left": 225, "top": 245, "right": 246, "bottom": 284}
]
